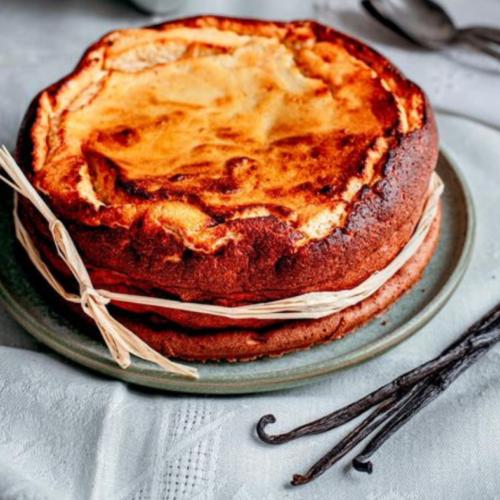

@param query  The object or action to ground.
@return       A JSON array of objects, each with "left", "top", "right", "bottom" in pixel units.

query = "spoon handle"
[
  {"left": 462, "top": 33, "right": 500, "bottom": 63},
  {"left": 462, "top": 27, "right": 500, "bottom": 46}
]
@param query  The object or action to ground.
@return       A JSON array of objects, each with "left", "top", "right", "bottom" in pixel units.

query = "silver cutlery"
[{"left": 362, "top": 0, "right": 500, "bottom": 62}]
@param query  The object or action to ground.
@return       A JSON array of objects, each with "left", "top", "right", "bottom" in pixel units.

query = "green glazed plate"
[{"left": 0, "top": 151, "right": 474, "bottom": 394}]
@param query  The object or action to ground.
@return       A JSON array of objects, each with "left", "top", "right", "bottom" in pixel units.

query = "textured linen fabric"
[{"left": 1, "top": 1, "right": 500, "bottom": 499}]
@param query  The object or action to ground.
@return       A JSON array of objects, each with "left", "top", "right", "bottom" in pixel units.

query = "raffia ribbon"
[
  {"left": 0, "top": 147, "right": 198, "bottom": 379},
  {"left": 0, "top": 146, "right": 443, "bottom": 378}
]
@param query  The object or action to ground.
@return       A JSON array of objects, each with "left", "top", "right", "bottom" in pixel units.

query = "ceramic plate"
[{"left": 0, "top": 151, "right": 474, "bottom": 394}]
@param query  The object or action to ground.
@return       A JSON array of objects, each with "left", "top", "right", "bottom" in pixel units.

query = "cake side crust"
[{"left": 46, "top": 206, "right": 441, "bottom": 362}]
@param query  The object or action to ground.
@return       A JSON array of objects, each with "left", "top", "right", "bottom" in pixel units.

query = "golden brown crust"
[{"left": 16, "top": 16, "right": 439, "bottom": 325}]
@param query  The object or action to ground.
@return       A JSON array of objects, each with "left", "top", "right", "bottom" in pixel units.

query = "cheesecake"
[{"left": 16, "top": 16, "right": 440, "bottom": 360}]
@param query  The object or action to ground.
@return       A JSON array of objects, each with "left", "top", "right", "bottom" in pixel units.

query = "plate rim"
[{"left": 0, "top": 148, "right": 475, "bottom": 394}]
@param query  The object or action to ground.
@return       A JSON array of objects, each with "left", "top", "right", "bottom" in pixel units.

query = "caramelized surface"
[{"left": 31, "top": 20, "right": 424, "bottom": 252}]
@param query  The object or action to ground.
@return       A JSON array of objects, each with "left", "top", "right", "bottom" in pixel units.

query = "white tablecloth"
[{"left": 1, "top": 1, "right": 500, "bottom": 499}]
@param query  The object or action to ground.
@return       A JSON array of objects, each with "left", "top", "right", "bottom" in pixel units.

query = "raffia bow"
[{"left": 1, "top": 147, "right": 198, "bottom": 379}]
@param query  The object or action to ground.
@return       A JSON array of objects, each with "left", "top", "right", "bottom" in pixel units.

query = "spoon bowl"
[
  {"left": 362, "top": 0, "right": 500, "bottom": 61},
  {"left": 366, "top": 0, "right": 458, "bottom": 48}
]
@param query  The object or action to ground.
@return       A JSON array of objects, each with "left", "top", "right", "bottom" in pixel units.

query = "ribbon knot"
[{"left": 80, "top": 285, "right": 111, "bottom": 308}]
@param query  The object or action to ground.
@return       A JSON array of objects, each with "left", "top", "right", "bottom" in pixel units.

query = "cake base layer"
[{"left": 102, "top": 206, "right": 441, "bottom": 362}]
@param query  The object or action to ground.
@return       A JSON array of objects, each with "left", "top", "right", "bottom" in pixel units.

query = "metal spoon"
[{"left": 362, "top": 0, "right": 500, "bottom": 62}]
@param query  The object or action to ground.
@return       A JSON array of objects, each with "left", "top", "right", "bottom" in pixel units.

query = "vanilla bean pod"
[
  {"left": 352, "top": 343, "right": 491, "bottom": 474},
  {"left": 257, "top": 304, "right": 500, "bottom": 445},
  {"left": 301, "top": 320, "right": 499, "bottom": 482},
  {"left": 293, "top": 346, "right": 490, "bottom": 485},
  {"left": 291, "top": 387, "right": 420, "bottom": 486},
  {"left": 257, "top": 302, "right": 500, "bottom": 486}
]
